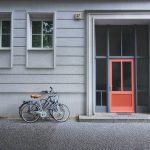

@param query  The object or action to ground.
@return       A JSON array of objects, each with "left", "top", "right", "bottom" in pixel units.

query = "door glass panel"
[
  {"left": 96, "top": 92, "right": 101, "bottom": 106},
  {"left": 123, "top": 62, "right": 131, "bottom": 91},
  {"left": 102, "top": 91, "right": 107, "bottom": 106},
  {"left": 122, "top": 26, "right": 135, "bottom": 56},
  {"left": 137, "top": 58, "right": 149, "bottom": 106},
  {"left": 110, "top": 26, "right": 121, "bottom": 56},
  {"left": 137, "top": 25, "right": 149, "bottom": 57},
  {"left": 96, "top": 59, "right": 107, "bottom": 107},
  {"left": 96, "top": 59, "right": 107, "bottom": 90},
  {"left": 112, "top": 62, "right": 121, "bottom": 91},
  {"left": 96, "top": 91, "right": 107, "bottom": 106},
  {"left": 95, "top": 25, "right": 107, "bottom": 56}
]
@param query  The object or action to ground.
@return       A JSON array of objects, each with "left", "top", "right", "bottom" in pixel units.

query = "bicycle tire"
[
  {"left": 52, "top": 104, "right": 70, "bottom": 122},
  {"left": 21, "top": 103, "right": 40, "bottom": 123},
  {"left": 19, "top": 101, "right": 29, "bottom": 118}
]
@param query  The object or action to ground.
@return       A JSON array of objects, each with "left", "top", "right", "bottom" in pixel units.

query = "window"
[
  {"left": 0, "top": 21, "right": 11, "bottom": 48},
  {"left": 27, "top": 13, "right": 55, "bottom": 68},
  {"left": 32, "top": 21, "right": 53, "bottom": 48},
  {"left": 0, "top": 12, "right": 12, "bottom": 68}
]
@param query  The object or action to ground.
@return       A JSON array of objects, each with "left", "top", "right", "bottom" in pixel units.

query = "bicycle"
[{"left": 19, "top": 87, "right": 70, "bottom": 123}]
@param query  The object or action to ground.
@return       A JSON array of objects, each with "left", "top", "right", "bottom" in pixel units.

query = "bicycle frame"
[
  {"left": 29, "top": 94, "right": 59, "bottom": 118},
  {"left": 20, "top": 86, "right": 70, "bottom": 122}
]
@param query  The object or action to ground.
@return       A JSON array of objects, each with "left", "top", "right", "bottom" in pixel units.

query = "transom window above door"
[{"left": 95, "top": 25, "right": 148, "bottom": 57}]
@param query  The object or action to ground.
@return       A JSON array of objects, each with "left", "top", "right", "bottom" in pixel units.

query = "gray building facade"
[{"left": 0, "top": 0, "right": 150, "bottom": 117}]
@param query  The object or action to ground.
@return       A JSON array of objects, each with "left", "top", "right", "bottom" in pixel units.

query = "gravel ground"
[{"left": 0, "top": 119, "right": 150, "bottom": 150}]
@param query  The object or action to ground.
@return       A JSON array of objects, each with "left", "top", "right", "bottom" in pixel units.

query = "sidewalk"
[{"left": 0, "top": 119, "right": 150, "bottom": 150}]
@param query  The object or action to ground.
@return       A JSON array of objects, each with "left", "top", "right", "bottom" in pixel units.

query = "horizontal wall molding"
[
  {"left": 13, "top": 29, "right": 26, "bottom": 38},
  {"left": 57, "top": 38, "right": 85, "bottom": 47},
  {"left": 0, "top": 84, "right": 85, "bottom": 93},
  {"left": 56, "top": 29, "right": 84, "bottom": 38},
  {"left": 56, "top": 47, "right": 84, "bottom": 56},
  {"left": 56, "top": 20, "right": 84, "bottom": 29},
  {"left": 56, "top": 56, "right": 85, "bottom": 65},
  {"left": 0, "top": 74, "right": 85, "bottom": 84},
  {"left": 13, "top": 38, "right": 26, "bottom": 47},
  {"left": 13, "top": 56, "right": 25, "bottom": 65},
  {"left": 0, "top": 65, "right": 85, "bottom": 75},
  {"left": 13, "top": 20, "right": 26, "bottom": 29}
]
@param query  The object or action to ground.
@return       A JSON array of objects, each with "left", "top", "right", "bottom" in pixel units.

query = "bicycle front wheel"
[
  {"left": 52, "top": 104, "right": 70, "bottom": 122},
  {"left": 21, "top": 103, "right": 40, "bottom": 123}
]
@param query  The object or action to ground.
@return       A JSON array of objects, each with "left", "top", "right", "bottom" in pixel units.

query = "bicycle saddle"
[{"left": 31, "top": 94, "right": 42, "bottom": 99}]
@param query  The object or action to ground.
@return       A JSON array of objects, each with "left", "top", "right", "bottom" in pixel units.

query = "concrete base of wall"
[{"left": 79, "top": 113, "right": 150, "bottom": 123}]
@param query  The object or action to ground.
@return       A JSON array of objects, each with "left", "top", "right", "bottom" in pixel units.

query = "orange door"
[{"left": 110, "top": 59, "right": 134, "bottom": 112}]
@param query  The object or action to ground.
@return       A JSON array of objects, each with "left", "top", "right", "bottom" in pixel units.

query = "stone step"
[{"left": 79, "top": 113, "right": 150, "bottom": 123}]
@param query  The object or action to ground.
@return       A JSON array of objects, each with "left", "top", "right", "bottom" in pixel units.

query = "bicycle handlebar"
[
  {"left": 49, "top": 86, "right": 53, "bottom": 92},
  {"left": 41, "top": 91, "right": 48, "bottom": 93},
  {"left": 41, "top": 87, "right": 55, "bottom": 94}
]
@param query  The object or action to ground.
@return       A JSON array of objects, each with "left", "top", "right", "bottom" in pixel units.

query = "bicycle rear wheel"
[
  {"left": 21, "top": 103, "right": 40, "bottom": 123},
  {"left": 52, "top": 104, "right": 70, "bottom": 122}
]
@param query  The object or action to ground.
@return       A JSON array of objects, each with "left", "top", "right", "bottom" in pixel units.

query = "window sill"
[
  {"left": 27, "top": 48, "right": 53, "bottom": 51},
  {"left": 0, "top": 48, "right": 11, "bottom": 51},
  {"left": 26, "top": 66, "right": 54, "bottom": 69},
  {"left": 0, "top": 66, "right": 11, "bottom": 69}
]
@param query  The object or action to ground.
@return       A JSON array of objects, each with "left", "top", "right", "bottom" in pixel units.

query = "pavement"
[{"left": 0, "top": 119, "right": 150, "bottom": 150}]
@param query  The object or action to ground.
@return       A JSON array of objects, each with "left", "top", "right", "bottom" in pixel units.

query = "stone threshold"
[{"left": 79, "top": 113, "right": 150, "bottom": 123}]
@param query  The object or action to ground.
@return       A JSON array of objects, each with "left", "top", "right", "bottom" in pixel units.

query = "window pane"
[
  {"left": 136, "top": 25, "right": 149, "bottom": 57},
  {"left": 96, "top": 59, "right": 107, "bottom": 107},
  {"left": 2, "top": 21, "right": 10, "bottom": 34},
  {"left": 137, "top": 58, "right": 149, "bottom": 91},
  {"left": 43, "top": 34, "right": 52, "bottom": 48},
  {"left": 137, "top": 58, "right": 149, "bottom": 106},
  {"left": 2, "top": 35, "right": 10, "bottom": 47},
  {"left": 123, "top": 62, "right": 131, "bottom": 91},
  {"left": 102, "top": 91, "right": 107, "bottom": 106},
  {"left": 96, "top": 59, "right": 107, "bottom": 90},
  {"left": 96, "top": 92, "right": 101, "bottom": 106},
  {"left": 95, "top": 25, "right": 107, "bottom": 56},
  {"left": 112, "top": 62, "right": 121, "bottom": 91},
  {"left": 122, "top": 26, "right": 135, "bottom": 56},
  {"left": 110, "top": 26, "right": 121, "bottom": 56},
  {"left": 96, "top": 91, "right": 107, "bottom": 106},
  {"left": 138, "top": 91, "right": 148, "bottom": 106},
  {"left": 32, "top": 35, "right": 41, "bottom": 47},
  {"left": 32, "top": 21, "right": 41, "bottom": 34},
  {"left": 43, "top": 21, "right": 53, "bottom": 34}
]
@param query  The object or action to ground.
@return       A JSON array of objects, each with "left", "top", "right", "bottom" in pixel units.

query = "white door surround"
[{"left": 86, "top": 10, "right": 150, "bottom": 116}]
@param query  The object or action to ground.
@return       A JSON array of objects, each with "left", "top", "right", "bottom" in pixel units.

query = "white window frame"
[
  {"left": 0, "top": 12, "right": 12, "bottom": 68},
  {"left": 0, "top": 21, "right": 1, "bottom": 48},
  {"left": 26, "top": 12, "right": 56, "bottom": 68}
]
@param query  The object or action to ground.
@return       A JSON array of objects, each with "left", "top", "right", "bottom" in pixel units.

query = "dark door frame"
[
  {"left": 96, "top": 25, "right": 138, "bottom": 113},
  {"left": 86, "top": 11, "right": 150, "bottom": 116}
]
